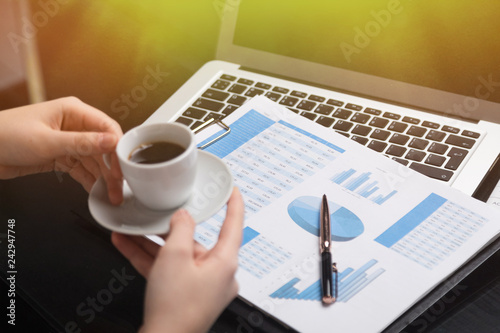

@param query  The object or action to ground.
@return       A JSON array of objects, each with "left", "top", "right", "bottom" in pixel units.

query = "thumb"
[
  {"left": 161, "top": 209, "right": 196, "bottom": 259},
  {"left": 52, "top": 131, "right": 118, "bottom": 158}
]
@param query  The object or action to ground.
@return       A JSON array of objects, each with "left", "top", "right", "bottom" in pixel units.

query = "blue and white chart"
[
  {"left": 270, "top": 259, "right": 384, "bottom": 303},
  {"left": 330, "top": 164, "right": 405, "bottom": 205},
  {"left": 375, "top": 193, "right": 488, "bottom": 270},
  {"left": 189, "top": 96, "right": 500, "bottom": 333},
  {"left": 194, "top": 108, "right": 344, "bottom": 248},
  {"left": 287, "top": 196, "right": 364, "bottom": 241}
]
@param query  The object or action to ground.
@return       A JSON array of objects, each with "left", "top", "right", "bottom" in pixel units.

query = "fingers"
[
  {"left": 211, "top": 188, "right": 245, "bottom": 259},
  {"left": 58, "top": 97, "right": 123, "bottom": 136},
  {"left": 111, "top": 232, "right": 160, "bottom": 279},
  {"left": 193, "top": 242, "right": 208, "bottom": 258},
  {"left": 46, "top": 98, "right": 124, "bottom": 200},
  {"left": 160, "top": 209, "right": 196, "bottom": 261},
  {"left": 45, "top": 97, "right": 122, "bottom": 169},
  {"left": 52, "top": 131, "right": 119, "bottom": 159}
]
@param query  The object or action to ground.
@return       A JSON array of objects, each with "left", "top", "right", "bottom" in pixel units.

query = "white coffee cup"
[{"left": 114, "top": 122, "right": 197, "bottom": 211}]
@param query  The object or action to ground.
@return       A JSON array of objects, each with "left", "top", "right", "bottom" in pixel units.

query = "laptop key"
[
  {"left": 422, "top": 121, "right": 440, "bottom": 129},
  {"left": 297, "top": 100, "right": 317, "bottom": 111},
  {"left": 245, "top": 88, "right": 264, "bottom": 97},
  {"left": 445, "top": 147, "right": 468, "bottom": 170},
  {"left": 211, "top": 80, "right": 231, "bottom": 90},
  {"left": 402, "top": 116, "right": 420, "bottom": 124},
  {"left": 309, "top": 95, "right": 326, "bottom": 102},
  {"left": 369, "top": 117, "right": 390, "bottom": 128},
  {"left": 204, "top": 112, "right": 225, "bottom": 122},
  {"left": 352, "top": 124, "right": 372, "bottom": 136},
  {"left": 409, "top": 163, "right": 454, "bottom": 181},
  {"left": 273, "top": 86, "right": 289, "bottom": 94},
  {"left": 407, "top": 125, "right": 427, "bottom": 137},
  {"left": 364, "top": 108, "right": 382, "bottom": 115},
  {"left": 392, "top": 157, "right": 409, "bottom": 166},
  {"left": 256, "top": 82, "right": 272, "bottom": 89},
  {"left": 345, "top": 103, "right": 363, "bottom": 111},
  {"left": 428, "top": 142, "right": 449, "bottom": 155},
  {"left": 327, "top": 99, "right": 344, "bottom": 107},
  {"left": 425, "top": 154, "right": 446, "bottom": 167},
  {"left": 300, "top": 112, "right": 317, "bottom": 121},
  {"left": 192, "top": 98, "right": 224, "bottom": 111},
  {"left": 336, "top": 131, "right": 350, "bottom": 138},
  {"left": 367, "top": 140, "right": 387, "bottom": 152},
  {"left": 228, "top": 84, "right": 247, "bottom": 94},
  {"left": 370, "top": 129, "right": 391, "bottom": 140},
  {"left": 351, "top": 136, "right": 369, "bottom": 145},
  {"left": 291, "top": 90, "right": 307, "bottom": 98},
  {"left": 383, "top": 112, "right": 401, "bottom": 120},
  {"left": 386, "top": 144, "right": 407, "bottom": 157},
  {"left": 222, "top": 104, "right": 239, "bottom": 116},
  {"left": 183, "top": 107, "right": 207, "bottom": 119},
  {"left": 462, "top": 130, "right": 480, "bottom": 139},
  {"left": 279, "top": 96, "right": 299, "bottom": 107},
  {"left": 228, "top": 95, "right": 247, "bottom": 106},
  {"left": 202, "top": 89, "right": 230, "bottom": 101},
  {"left": 406, "top": 149, "right": 426, "bottom": 162},
  {"left": 351, "top": 113, "right": 370, "bottom": 124},
  {"left": 425, "top": 130, "right": 446, "bottom": 142},
  {"left": 442, "top": 125, "right": 460, "bottom": 134},
  {"left": 316, "top": 116, "right": 335, "bottom": 127},
  {"left": 238, "top": 78, "right": 254, "bottom": 85},
  {"left": 175, "top": 117, "right": 193, "bottom": 126},
  {"left": 388, "top": 121, "right": 408, "bottom": 133},
  {"left": 265, "top": 92, "right": 282, "bottom": 102},
  {"left": 445, "top": 134, "right": 475, "bottom": 149},
  {"left": 333, "top": 120, "right": 353, "bottom": 131},
  {"left": 220, "top": 74, "right": 236, "bottom": 81},
  {"left": 315, "top": 104, "right": 334, "bottom": 115},
  {"left": 333, "top": 108, "right": 352, "bottom": 119},
  {"left": 389, "top": 133, "right": 410, "bottom": 145},
  {"left": 190, "top": 121, "right": 204, "bottom": 130},
  {"left": 409, "top": 138, "right": 430, "bottom": 150}
]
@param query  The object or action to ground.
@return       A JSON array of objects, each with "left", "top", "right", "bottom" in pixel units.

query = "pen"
[{"left": 320, "top": 194, "right": 335, "bottom": 304}]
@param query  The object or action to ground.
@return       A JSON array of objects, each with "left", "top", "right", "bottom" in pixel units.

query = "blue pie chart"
[{"left": 287, "top": 196, "right": 364, "bottom": 241}]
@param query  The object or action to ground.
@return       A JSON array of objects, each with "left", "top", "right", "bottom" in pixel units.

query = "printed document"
[{"left": 191, "top": 96, "right": 500, "bottom": 332}]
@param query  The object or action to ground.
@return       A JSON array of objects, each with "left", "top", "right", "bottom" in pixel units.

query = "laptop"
[{"left": 145, "top": 1, "right": 500, "bottom": 197}]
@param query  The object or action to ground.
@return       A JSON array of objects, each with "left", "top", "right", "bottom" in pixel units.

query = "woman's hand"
[
  {"left": 112, "top": 188, "right": 245, "bottom": 333},
  {"left": 0, "top": 97, "right": 123, "bottom": 204}
]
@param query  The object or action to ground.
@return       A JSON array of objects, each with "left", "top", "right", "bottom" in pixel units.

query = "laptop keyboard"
[{"left": 175, "top": 74, "right": 482, "bottom": 183}]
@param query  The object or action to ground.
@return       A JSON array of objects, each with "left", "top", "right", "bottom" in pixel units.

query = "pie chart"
[{"left": 287, "top": 196, "right": 364, "bottom": 241}]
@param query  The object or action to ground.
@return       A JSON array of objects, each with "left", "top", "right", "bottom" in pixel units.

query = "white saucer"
[{"left": 88, "top": 150, "right": 233, "bottom": 235}]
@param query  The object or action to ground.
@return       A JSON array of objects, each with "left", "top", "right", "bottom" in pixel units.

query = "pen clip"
[{"left": 332, "top": 262, "right": 338, "bottom": 301}]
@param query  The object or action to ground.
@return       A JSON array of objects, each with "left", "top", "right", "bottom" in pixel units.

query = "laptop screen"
[{"left": 221, "top": 1, "right": 500, "bottom": 122}]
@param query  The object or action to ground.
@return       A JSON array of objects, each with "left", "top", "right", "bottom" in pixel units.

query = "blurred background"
[{"left": 1, "top": 0, "right": 221, "bottom": 131}]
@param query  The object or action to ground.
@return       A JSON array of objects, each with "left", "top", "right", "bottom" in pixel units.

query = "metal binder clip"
[{"left": 194, "top": 118, "right": 231, "bottom": 150}]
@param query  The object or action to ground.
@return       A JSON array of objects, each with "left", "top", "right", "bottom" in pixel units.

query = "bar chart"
[
  {"left": 331, "top": 168, "right": 398, "bottom": 205},
  {"left": 270, "top": 259, "right": 385, "bottom": 303}
]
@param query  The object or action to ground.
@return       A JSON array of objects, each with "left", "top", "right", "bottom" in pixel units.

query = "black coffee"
[{"left": 128, "top": 141, "right": 185, "bottom": 164}]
